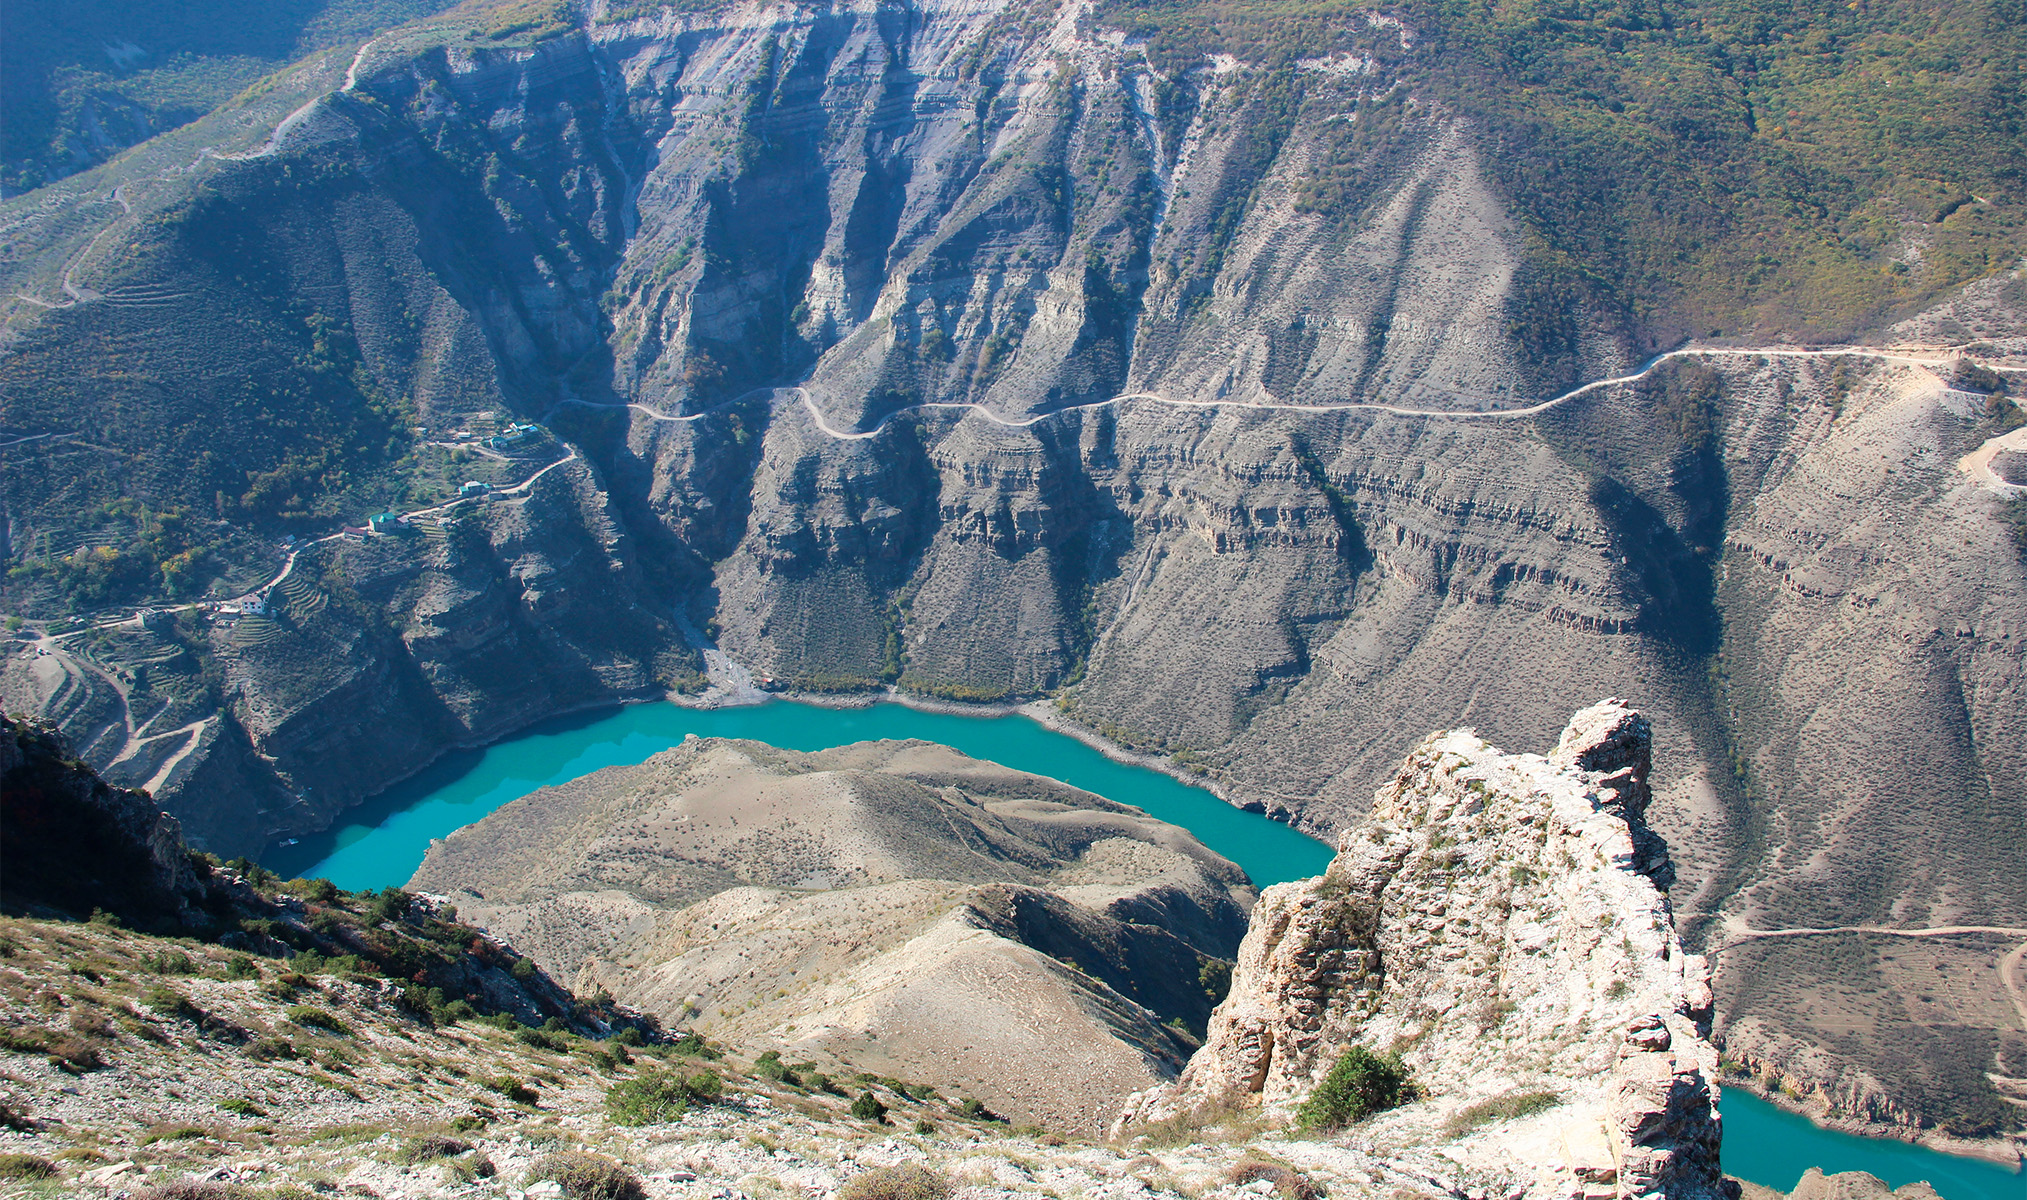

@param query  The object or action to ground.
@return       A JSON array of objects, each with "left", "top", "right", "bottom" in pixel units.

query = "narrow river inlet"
[{"left": 260, "top": 699, "right": 2025, "bottom": 1200}]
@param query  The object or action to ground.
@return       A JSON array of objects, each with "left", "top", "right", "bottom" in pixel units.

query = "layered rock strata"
[{"left": 1121, "top": 700, "right": 1729, "bottom": 1200}]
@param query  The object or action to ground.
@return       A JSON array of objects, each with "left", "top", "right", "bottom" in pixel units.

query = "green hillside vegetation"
[
  {"left": 0, "top": 0, "right": 465, "bottom": 195},
  {"left": 1097, "top": 0, "right": 2027, "bottom": 348}
]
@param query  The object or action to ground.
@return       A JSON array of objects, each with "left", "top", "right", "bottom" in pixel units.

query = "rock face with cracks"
[{"left": 1121, "top": 700, "right": 1730, "bottom": 1200}]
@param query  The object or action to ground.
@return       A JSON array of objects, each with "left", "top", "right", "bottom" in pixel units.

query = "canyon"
[{"left": 1, "top": 0, "right": 2024, "bottom": 1155}]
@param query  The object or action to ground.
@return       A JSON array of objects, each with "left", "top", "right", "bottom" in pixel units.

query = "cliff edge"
[{"left": 1119, "top": 700, "right": 1730, "bottom": 1200}]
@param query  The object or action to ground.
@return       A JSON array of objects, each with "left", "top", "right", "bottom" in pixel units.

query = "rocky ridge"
[{"left": 1122, "top": 700, "right": 1729, "bottom": 1200}]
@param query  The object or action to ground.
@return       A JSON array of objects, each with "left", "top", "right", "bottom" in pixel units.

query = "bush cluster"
[
  {"left": 1296, "top": 1046, "right": 1414, "bottom": 1130},
  {"left": 604, "top": 1068, "right": 722, "bottom": 1126}
]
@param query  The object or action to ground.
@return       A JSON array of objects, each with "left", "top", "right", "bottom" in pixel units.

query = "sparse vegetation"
[
  {"left": 481, "top": 1075, "right": 541, "bottom": 1105},
  {"left": 0, "top": 1154, "right": 56, "bottom": 1180},
  {"left": 1226, "top": 1160, "right": 1323, "bottom": 1200},
  {"left": 836, "top": 1164, "right": 953, "bottom": 1200},
  {"left": 525, "top": 1150, "right": 648, "bottom": 1200},
  {"left": 1442, "top": 1090, "right": 1563, "bottom": 1136},
  {"left": 1097, "top": 0, "right": 2027, "bottom": 348},
  {"left": 394, "top": 1134, "right": 472, "bottom": 1164}
]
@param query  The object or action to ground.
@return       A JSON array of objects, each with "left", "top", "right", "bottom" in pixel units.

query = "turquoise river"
[{"left": 263, "top": 699, "right": 2024, "bottom": 1200}]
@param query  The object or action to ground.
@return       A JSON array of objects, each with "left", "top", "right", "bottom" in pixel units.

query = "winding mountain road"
[
  {"left": 575, "top": 342, "right": 2018, "bottom": 443},
  {"left": 1713, "top": 918, "right": 2027, "bottom": 1035}
]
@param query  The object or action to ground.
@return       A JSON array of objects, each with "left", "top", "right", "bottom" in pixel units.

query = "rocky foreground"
[{"left": 0, "top": 706, "right": 1961, "bottom": 1200}]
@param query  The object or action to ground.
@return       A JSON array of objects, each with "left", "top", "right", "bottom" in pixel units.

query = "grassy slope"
[{"left": 0, "top": 911, "right": 1009, "bottom": 1197}]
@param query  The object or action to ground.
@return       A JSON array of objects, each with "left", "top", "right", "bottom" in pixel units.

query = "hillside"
[
  {"left": 0, "top": 0, "right": 464, "bottom": 195},
  {"left": 0, "top": 0, "right": 2024, "bottom": 1152},
  {"left": 1102, "top": 0, "right": 2027, "bottom": 346},
  {"left": 408, "top": 737, "right": 1257, "bottom": 1137}
]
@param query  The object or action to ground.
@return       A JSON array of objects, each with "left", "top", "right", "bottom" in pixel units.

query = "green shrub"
[
  {"left": 1297, "top": 1046, "right": 1414, "bottom": 1130},
  {"left": 1199, "top": 959, "right": 1233, "bottom": 1004},
  {"left": 217, "top": 1098, "right": 265, "bottom": 1118},
  {"left": 285, "top": 1006, "right": 349, "bottom": 1036},
  {"left": 274, "top": 877, "right": 339, "bottom": 903},
  {"left": 225, "top": 955, "right": 259, "bottom": 980},
  {"left": 603, "top": 1069, "right": 721, "bottom": 1126},
  {"left": 667, "top": 1031, "right": 717, "bottom": 1058},
  {"left": 524, "top": 1150, "right": 646, "bottom": 1200},
  {"left": 516, "top": 1027, "right": 570, "bottom": 1051},
  {"left": 510, "top": 957, "right": 537, "bottom": 981},
  {"left": 246, "top": 1036, "right": 297, "bottom": 1061},
  {"left": 850, "top": 1091, "right": 889, "bottom": 1122},
  {"left": 836, "top": 1164, "right": 950, "bottom": 1200},
  {"left": 451, "top": 1113, "right": 489, "bottom": 1133},
  {"left": 754, "top": 1049, "right": 798, "bottom": 1084},
  {"left": 364, "top": 888, "right": 411, "bottom": 925},
  {"left": 0, "top": 1154, "right": 55, "bottom": 1179}
]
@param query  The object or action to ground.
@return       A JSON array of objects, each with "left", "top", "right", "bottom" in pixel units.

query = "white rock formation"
[{"left": 1119, "top": 700, "right": 1730, "bottom": 1200}]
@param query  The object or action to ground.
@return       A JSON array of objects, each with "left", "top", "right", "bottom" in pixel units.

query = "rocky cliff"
[
  {"left": 0, "top": 712, "right": 209, "bottom": 927},
  {"left": 1122, "top": 700, "right": 1730, "bottom": 1200}
]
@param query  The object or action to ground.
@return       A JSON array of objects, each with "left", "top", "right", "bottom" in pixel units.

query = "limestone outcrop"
[{"left": 1120, "top": 700, "right": 1729, "bottom": 1200}]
